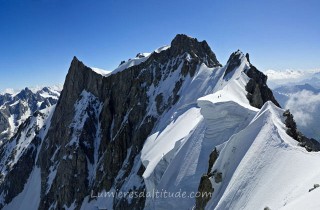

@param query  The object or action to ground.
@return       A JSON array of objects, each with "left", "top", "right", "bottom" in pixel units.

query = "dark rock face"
[
  {"left": 0, "top": 112, "right": 10, "bottom": 135},
  {"left": 207, "top": 148, "right": 219, "bottom": 174},
  {"left": 195, "top": 148, "right": 219, "bottom": 210},
  {"left": 171, "top": 34, "right": 222, "bottom": 68},
  {"left": 283, "top": 110, "right": 298, "bottom": 139},
  {"left": 223, "top": 50, "right": 242, "bottom": 79},
  {"left": 195, "top": 175, "right": 214, "bottom": 210},
  {"left": 283, "top": 110, "right": 320, "bottom": 152},
  {"left": 244, "top": 53, "right": 280, "bottom": 109},
  {"left": 36, "top": 34, "right": 221, "bottom": 209}
]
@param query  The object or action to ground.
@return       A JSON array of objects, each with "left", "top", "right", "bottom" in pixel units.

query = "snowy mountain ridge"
[
  {"left": 0, "top": 86, "right": 61, "bottom": 144},
  {"left": 0, "top": 34, "right": 318, "bottom": 210},
  {"left": 0, "top": 85, "right": 62, "bottom": 96},
  {"left": 204, "top": 100, "right": 320, "bottom": 210}
]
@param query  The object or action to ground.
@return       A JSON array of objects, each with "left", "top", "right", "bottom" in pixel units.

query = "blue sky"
[{"left": 0, "top": 0, "right": 319, "bottom": 91}]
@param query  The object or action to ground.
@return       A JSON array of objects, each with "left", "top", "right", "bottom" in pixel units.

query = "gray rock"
[
  {"left": 208, "top": 148, "right": 219, "bottom": 174},
  {"left": 195, "top": 175, "right": 214, "bottom": 210},
  {"left": 223, "top": 50, "right": 242, "bottom": 79},
  {"left": 214, "top": 171, "right": 222, "bottom": 183},
  {"left": 283, "top": 110, "right": 320, "bottom": 152},
  {"left": 244, "top": 54, "right": 280, "bottom": 109},
  {"left": 171, "top": 34, "right": 222, "bottom": 68}
]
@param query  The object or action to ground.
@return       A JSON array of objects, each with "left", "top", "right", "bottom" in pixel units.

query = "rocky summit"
[{"left": 0, "top": 34, "right": 319, "bottom": 210}]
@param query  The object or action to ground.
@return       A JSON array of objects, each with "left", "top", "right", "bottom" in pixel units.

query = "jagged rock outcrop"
[
  {"left": 283, "top": 110, "right": 320, "bottom": 152},
  {"left": 196, "top": 175, "right": 214, "bottom": 210},
  {"left": 171, "top": 34, "right": 222, "bottom": 69},
  {"left": 223, "top": 50, "right": 242, "bottom": 79},
  {"left": 283, "top": 110, "right": 298, "bottom": 139},
  {"left": 244, "top": 54, "right": 280, "bottom": 109},
  {"left": 207, "top": 148, "right": 219, "bottom": 174},
  {"left": 222, "top": 51, "right": 279, "bottom": 109},
  {"left": 195, "top": 148, "right": 219, "bottom": 210}
]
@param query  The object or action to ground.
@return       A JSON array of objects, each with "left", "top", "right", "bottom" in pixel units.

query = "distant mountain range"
[
  {"left": 265, "top": 69, "right": 320, "bottom": 89},
  {"left": 273, "top": 83, "right": 320, "bottom": 107},
  {"left": 0, "top": 86, "right": 61, "bottom": 143}
]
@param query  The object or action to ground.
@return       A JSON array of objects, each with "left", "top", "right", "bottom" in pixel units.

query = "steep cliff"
[{"left": 35, "top": 34, "right": 223, "bottom": 209}]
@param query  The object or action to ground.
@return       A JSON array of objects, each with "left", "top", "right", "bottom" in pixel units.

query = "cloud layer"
[
  {"left": 285, "top": 90, "right": 320, "bottom": 139},
  {"left": 264, "top": 69, "right": 320, "bottom": 88}
]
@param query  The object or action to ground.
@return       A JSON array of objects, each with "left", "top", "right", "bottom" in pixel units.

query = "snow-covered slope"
[
  {"left": 139, "top": 48, "right": 319, "bottom": 210},
  {"left": 280, "top": 188, "right": 320, "bottom": 210},
  {"left": 139, "top": 43, "right": 319, "bottom": 210},
  {"left": 0, "top": 105, "right": 56, "bottom": 209},
  {"left": 140, "top": 51, "right": 260, "bottom": 209},
  {"left": 202, "top": 100, "right": 320, "bottom": 210}
]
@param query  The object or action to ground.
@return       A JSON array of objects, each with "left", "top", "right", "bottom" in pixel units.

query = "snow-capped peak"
[{"left": 0, "top": 85, "right": 62, "bottom": 97}]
